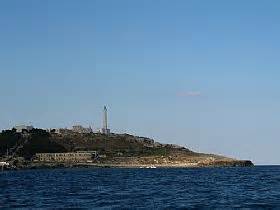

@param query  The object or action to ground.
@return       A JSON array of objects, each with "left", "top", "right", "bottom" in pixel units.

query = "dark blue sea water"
[{"left": 0, "top": 166, "right": 280, "bottom": 208}]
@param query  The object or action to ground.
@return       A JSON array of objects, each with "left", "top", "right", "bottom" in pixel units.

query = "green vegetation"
[
  {"left": 0, "top": 129, "right": 21, "bottom": 155},
  {"left": 18, "top": 129, "right": 67, "bottom": 159},
  {"left": 0, "top": 129, "right": 67, "bottom": 159}
]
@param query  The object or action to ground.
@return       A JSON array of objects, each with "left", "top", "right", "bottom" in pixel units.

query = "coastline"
[
  {"left": 0, "top": 130, "right": 254, "bottom": 171},
  {"left": 2, "top": 159, "right": 254, "bottom": 171}
]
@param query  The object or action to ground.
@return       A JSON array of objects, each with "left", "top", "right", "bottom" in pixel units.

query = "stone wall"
[{"left": 34, "top": 151, "right": 97, "bottom": 163}]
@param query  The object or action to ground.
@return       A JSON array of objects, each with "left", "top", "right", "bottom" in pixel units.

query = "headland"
[{"left": 0, "top": 128, "right": 253, "bottom": 170}]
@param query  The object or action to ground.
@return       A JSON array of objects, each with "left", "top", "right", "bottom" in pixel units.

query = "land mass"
[{"left": 0, "top": 129, "right": 253, "bottom": 169}]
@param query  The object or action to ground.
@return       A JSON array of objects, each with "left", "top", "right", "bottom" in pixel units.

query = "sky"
[{"left": 0, "top": 0, "right": 280, "bottom": 165}]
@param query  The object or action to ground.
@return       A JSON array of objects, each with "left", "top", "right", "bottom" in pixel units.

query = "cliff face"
[{"left": 0, "top": 129, "right": 253, "bottom": 168}]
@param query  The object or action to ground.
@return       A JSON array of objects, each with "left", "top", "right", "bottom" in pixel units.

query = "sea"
[{"left": 0, "top": 166, "right": 280, "bottom": 209}]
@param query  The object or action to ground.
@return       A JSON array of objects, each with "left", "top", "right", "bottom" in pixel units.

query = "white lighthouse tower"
[{"left": 100, "top": 106, "right": 110, "bottom": 134}]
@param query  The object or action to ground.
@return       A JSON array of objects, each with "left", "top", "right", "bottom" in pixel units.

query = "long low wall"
[{"left": 34, "top": 151, "right": 97, "bottom": 163}]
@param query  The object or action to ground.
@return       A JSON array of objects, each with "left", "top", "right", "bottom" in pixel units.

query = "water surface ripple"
[{"left": 0, "top": 166, "right": 280, "bottom": 208}]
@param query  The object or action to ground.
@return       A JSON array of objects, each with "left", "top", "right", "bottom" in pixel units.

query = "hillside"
[{"left": 0, "top": 129, "right": 253, "bottom": 168}]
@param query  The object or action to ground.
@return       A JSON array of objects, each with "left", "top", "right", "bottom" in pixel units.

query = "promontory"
[{"left": 0, "top": 128, "right": 253, "bottom": 170}]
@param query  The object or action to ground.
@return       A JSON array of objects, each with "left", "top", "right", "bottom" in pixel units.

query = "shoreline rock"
[{"left": 2, "top": 159, "right": 254, "bottom": 171}]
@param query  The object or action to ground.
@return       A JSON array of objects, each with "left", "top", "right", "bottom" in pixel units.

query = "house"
[{"left": 13, "top": 125, "right": 34, "bottom": 133}]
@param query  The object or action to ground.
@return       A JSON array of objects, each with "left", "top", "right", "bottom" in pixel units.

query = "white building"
[
  {"left": 72, "top": 125, "right": 93, "bottom": 134},
  {"left": 13, "top": 125, "right": 34, "bottom": 133}
]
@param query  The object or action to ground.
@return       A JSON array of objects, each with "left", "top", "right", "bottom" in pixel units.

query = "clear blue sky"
[{"left": 1, "top": 0, "right": 280, "bottom": 165}]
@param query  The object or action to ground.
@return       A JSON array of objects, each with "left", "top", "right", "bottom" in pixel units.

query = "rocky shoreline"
[{"left": 2, "top": 158, "right": 253, "bottom": 171}]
